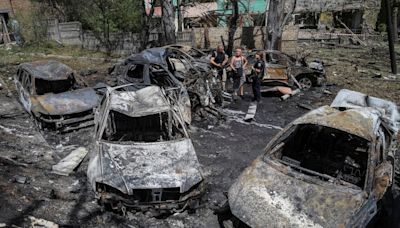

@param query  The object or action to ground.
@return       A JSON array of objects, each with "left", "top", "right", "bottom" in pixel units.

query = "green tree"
[
  {"left": 34, "top": 0, "right": 142, "bottom": 55},
  {"left": 82, "top": 0, "right": 141, "bottom": 55}
]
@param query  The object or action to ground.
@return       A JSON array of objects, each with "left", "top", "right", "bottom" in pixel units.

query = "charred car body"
[
  {"left": 228, "top": 89, "right": 399, "bottom": 227},
  {"left": 14, "top": 60, "right": 101, "bottom": 132},
  {"left": 246, "top": 50, "right": 325, "bottom": 90},
  {"left": 109, "top": 48, "right": 224, "bottom": 121},
  {"left": 87, "top": 85, "right": 204, "bottom": 213},
  {"left": 109, "top": 48, "right": 192, "bottom": 124}
]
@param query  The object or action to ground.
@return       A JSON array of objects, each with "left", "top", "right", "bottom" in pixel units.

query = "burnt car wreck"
[
  {"left": 109, "top": 47, "right": 225, "bottom": 122},
  {"left": 228, "top": 89, "right": 399, "bottom": 227},
  {"left": 246, "top": 50, "right": 325, "bottom": 92},
  {"left": 87, "top": 85, "right": 204, "bottom": 214},
  {"left": 14, "top": 60, "right": 101, "bottom": 132}
]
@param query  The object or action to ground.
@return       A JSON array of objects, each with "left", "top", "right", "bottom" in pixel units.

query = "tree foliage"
[{"left": 33, "top": 0, "right": 142, "bottom": 55}]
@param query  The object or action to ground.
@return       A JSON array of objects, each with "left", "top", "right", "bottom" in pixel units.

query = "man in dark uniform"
[
  {"left": 251, "top": 51, "right": 265, "bottom": 102},
  {"left": 210, "top": 45, "right": 228, "bottom": 91}
]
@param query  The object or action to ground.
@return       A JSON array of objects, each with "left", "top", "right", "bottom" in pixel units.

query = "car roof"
[
  {"left": 19, "top": 60, "right": 74, "bottom": 80},
  {"left": 293, "top": 106, "right": 381, "bottom": 141},
  {"left": 108, "top": 85, "right": 171, "bottom": 118},
  {"left": 125, "top": 48, "right": 167, "bottom": 65}
]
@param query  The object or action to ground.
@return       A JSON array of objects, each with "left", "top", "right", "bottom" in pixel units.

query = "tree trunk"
[
  {"left": 140, "top": 0, "right": 153, "bottom": 50},
  {"left": 227, "top": 0, "right": 239, "bottom": 56},
  {"left": 394, "top": 7, "right": 398, "bottom": 42},
  {"left": 204, "top": 25, "right": 210, "bottom": 49},
  {"left": 177, "top": 0, "right": 183, "bottom": 32},
  {"left": 265, "top": 0, "right": 283, "bottom": 50},
  {"left": 161, "top": 0, "right": 176, "bottom": 45}
]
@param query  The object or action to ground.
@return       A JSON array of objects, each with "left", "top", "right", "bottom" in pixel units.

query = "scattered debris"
[
  {"left": 52, "top": 147, "right": 88, "bottom": 176},
  {"left": 244, "top": 102, "right": 257, "bottom": 122},
  {"left": 296, "top": 103, "right": 313, "bottom": 110},
  {"left": 0, "top": 156, "right": 28, "bottom": 167},
  {"left": 29, "top": 216, "right": 59, "bottom": 228},
  {"left": 281, "top": 89, "right": 300, "bottom": 101},
  {"left": 13, "top": 175, "right": 27, "bottom": 184},
  {"left": 80, "top": 69, "right": 98, "bottom": 76}
]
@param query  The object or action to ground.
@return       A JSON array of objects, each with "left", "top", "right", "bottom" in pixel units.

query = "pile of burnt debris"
[{"left": 6, "top": 44, "right": 400, "bottom": 227}]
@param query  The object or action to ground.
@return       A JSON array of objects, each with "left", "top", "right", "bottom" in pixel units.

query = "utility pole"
[{"left": 386, "top": 0, "right": 398, "bottom": 74}]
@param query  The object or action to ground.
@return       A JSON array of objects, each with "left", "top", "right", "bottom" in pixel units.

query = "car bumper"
[
  {"left": 97, "top": 182, "right": 205, "bottom": 212},
  {"left": 38, "top": 112, "right": 94, "bottom": 132}
]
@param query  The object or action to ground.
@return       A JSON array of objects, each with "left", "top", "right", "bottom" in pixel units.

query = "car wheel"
[{"left": 297, "top": 76, "right": 313, "bottom": 90}]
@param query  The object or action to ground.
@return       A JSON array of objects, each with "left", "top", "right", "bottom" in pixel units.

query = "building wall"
[{"left": 0, "top": 0, "right": 32, "bottom": 15}]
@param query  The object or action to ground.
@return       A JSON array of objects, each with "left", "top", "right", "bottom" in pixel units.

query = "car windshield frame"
[
  {"left": 263, "top": 123, "right": 372, "bottom": 190},
  {"left": 99, "top": 108, "right": 187, "bottom": 144}
]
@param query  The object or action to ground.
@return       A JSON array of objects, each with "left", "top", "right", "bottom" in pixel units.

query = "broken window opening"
[
  {"left": 102, "top": 110, "right": 184, "bottom": 142},
  {"left": 334, "top": 10, "right": 363, "bottom": 33},
  {"left": 271, "top": 124, "right": 369, "bottom": 188},
  {"left": 22, "top": 72, "right": 32, "bottom": 92},
  {"left": 35, "top": 77, "right": 76, "bottom": 95},
  {"left": 294, "top": 13, "right": 318, "bottom": 29},
  {"left": 149, "top": 64, "right": 174, "bottom": 87},
  {"left": 126, "top": 64, "right": 145, "bottom": 83}
]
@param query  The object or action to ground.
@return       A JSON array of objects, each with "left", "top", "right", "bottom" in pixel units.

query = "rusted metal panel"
[
  {"left": 229, "top": 157, "right": 366, "bottom": 228},
  {"left": 32, "top": 88, "right": 99, "bottom": 115}
]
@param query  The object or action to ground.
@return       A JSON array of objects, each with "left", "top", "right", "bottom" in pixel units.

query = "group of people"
[{"left": 210, "top": 45, "right": 265, "bottom": 102}]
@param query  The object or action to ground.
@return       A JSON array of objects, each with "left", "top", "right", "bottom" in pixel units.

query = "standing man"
[
  {"left": 251, "top": 51, "right": 265, "bottom": 102},
  {"left": 230, "top": 48, "right": 248, "bottom": 98},
  {"left": 210, "top": 45, "right": 229, "bottom": 91}
]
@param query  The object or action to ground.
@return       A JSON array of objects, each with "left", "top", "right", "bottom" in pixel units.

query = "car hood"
[
  {"left": 32, "top": 88, "right": 100, "bottom": 115},
  {"left": 228, "top": 157, "right": 366, "bottom": 228},
  {"left": 92, "top": 138, "right": 203, "bottom": 194}
]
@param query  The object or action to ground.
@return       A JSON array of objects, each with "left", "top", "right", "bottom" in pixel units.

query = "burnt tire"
[{"left": 296, "top": 75, "right": 314, "bottom": 90}]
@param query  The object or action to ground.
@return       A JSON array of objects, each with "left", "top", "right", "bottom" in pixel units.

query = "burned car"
[
  {"left": 246, "top": 50, "right": 325, "bottom": 90},
  {"left": 163, "top": 44, "right": 209, "bottom": 60},
  {"left": 110, "top": 48, "right": 225, "bottom": 122},
  {"left": 228, "top": 89, "right": 399, "bottom": 227},
  {"left": 163, "top": 45, "right": 211, "bottom": 74},
  {"left": 109, "top": 48, "right": 192, "bottom": 123},
  {"left": 87, "top": 85, "right": 204, "bottom": 214},
  {"left": 14, "top": 60, "right": 101, "bottom": 132}
]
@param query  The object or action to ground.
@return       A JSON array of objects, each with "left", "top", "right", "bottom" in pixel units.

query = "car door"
[
  {"left": 263, "top": 52, "right": 289, "bottom": 81},
  {"left": 351, "top": 132, "right": 393, "bottom": 227}
]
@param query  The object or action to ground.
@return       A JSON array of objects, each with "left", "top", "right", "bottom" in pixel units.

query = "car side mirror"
[{"left": 372, "top": 161, "right": 393, "bottom": 200}]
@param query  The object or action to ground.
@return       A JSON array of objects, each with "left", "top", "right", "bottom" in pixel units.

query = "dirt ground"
[{"left": 0, "top": 42, "right": 399, "bottom": 227}]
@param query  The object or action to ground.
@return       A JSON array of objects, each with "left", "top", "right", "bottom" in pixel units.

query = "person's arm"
[
  {"left": 210, "top": 56, "right": 220, "bottom": 68},
  {"left": 243, "top": 57, "right": 248, "bottom": 68},
  {"left": 230, "top": 57, "right": 236, "bottom": 71},
  {"left": 222, "top": 54, "right": 229, "bottom": 66}
]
